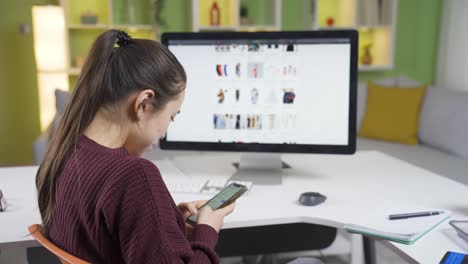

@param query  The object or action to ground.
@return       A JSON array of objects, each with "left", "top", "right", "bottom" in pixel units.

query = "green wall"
[{"left": 0, "top": 0, "right": 442, "bottom": 165}]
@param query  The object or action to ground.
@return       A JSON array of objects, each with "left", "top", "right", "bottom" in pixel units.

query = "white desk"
[{"left": 1, "top": 151, "right": 467, "bottom": 264}]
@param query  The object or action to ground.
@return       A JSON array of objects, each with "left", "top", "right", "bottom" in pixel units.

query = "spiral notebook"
[{"left": 345, "top": 209, "right": 450, "bottom": 245}]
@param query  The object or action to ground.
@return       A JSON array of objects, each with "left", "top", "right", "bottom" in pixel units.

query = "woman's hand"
[
  {"left": 178, "top": 200, "right": 236, "bottom": 234},
  {"left": 178, "top": 200, "right": 206, "bottom": 218},
  {"left": 178, "top": 200, "right": 206, "bottom": 236},
  {"left": 196, "top": 202, "right": 236, "bottom": 233}
]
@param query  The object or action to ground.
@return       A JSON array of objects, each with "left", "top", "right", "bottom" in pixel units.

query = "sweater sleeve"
[{"left": 101, "top": 158, "right": 220, "bottom": 264}]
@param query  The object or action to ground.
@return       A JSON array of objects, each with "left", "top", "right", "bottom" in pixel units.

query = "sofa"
[
  {"left": 34, "top": 76, "right": 468, "bottom": 186},
  {"left": 32, "top": 89, "right": 70, "bottom": 165},
  {"left": 356, "top": 76, "right": 468, "bottom": 185}
]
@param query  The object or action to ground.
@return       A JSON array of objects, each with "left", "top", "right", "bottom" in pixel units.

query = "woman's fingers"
[
  {"left": 178, "top": 202, "right": 195, "bottom": 217},
  {"left": 186, "top": 203, "right": 198, "bottom": 215},
  {"left": 217, "top": 202, "right": 236, "bottom": 216},
  {"left": 193, "top": 200, "right": 207, "bottom": 209},
  {"left": 179, "top": 200, "right": 207, "bottom": 216}
]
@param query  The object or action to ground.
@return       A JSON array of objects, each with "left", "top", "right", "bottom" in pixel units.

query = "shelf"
[
  {"left": 317, "top": 26, "right": 356, "bottom": 30},
  {"left": 356, "top": 0, "right": 395, "bottom": 26},
  {"left": 238, "top": 25, "right": 278, "bottom": 31},
  {"left": 197, "top": 0, "right": 238, "bottom": 29},
  {"left": 112, "top": 0, "right": 152, "bottom": 26},
  {"left": 358, "top": 27, "right": 392, "bottom": 69},
  {"left": 68, "top": 24, "right": 154, "bottom": 31},
  {"left": 68, "top": 67, "right": 81, "bottom": 76},
  {"left": 317, "top": 0, "right": 357, "bottom": 28},
  {"left": 63, "top": 0, "right": 157, "bottom": 91},
  {"left": 68, "top": 24, "right": 110, "bottom": 29},
  {"left": 66, "top": 0, "right": 110, "bottom": 25},
  {"left": 310, "top": 0, "right": 397, "bottom": 71},
  {"left": 113, "top": 24, "right": 154, "bottom": 31},
  {"left": 359, "top": 65, "right": 393, "bottom": 71},
  {"left": 198, "top": 25, "right": 238, "bottom": 31},
  {"left": 317, "top": 25, "right": 392, "bottom": 31},
  {"left": 240, "top": 0, "right": 280, "bottom": 30},
  {"left": 358, "top": 25, "right": 392, "bottom": 30},
  {"left": 193, "top": 0, "right": 281, "bottom": 32}
]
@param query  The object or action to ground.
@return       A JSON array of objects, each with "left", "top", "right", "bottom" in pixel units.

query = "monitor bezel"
[{"left": 160, "top": 30, "right": 357, "bottom": 155}]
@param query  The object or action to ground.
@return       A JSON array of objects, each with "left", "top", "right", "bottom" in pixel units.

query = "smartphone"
[
  {"left": 186, "top": 183, "right": 247, "bottom": 225},
  {"left": 439, "top": 251, "right": 468, "bottom": 264}
]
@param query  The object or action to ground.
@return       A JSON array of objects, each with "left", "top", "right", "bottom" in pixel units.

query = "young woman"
[{"left": 36, "top": 29, "right": 235, "bottom": 264}]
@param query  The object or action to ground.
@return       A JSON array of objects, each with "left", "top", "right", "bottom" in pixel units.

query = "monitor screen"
[{"left": 161, "top": 31, "right": 357, "bottom": 154}]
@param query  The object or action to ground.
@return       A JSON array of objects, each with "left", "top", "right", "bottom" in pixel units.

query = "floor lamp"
[{"left": 32, "top": 6, "right": 69, "bottom": 131}]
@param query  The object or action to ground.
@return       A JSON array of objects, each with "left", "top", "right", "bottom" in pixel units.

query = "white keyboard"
[
  {"left": 153, "top": 159, "right": 253, "bottom": 195},
  {"left": 166, "top": 179, "right": 253, "bottom": 195}
]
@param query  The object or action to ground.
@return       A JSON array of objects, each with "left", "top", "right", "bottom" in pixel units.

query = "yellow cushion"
[{"left": 358, "top": 82, "right": 427, "bottom": 145}]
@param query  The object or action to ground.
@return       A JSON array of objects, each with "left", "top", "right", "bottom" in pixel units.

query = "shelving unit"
[
  {"left": 192, "top": 0, "right": 396, "bottom": 71},
  {"left": 198, "top": 25, "right": 238, "bottom": 31},
  {"left": 60, "top": 0, "right": 157, "bottom": 89},
  {"left": 192, "top": 0, "right": 282, "bottom": 32},
  {"left": 310, "top": 0, "right": 398, "bottom": 71},
  {"left": 60, "top": 0, "right": 397, "bottom": 78},
  {"left": 68, "top": 24, "right": 110, "bottom": 29}
]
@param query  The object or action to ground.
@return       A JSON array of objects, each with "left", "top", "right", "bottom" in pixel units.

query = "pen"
[{"left": 388, "top": 211, "right": 444, "bottom": 220}]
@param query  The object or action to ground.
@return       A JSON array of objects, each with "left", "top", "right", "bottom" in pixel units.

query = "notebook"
[{"left": 345, "top": 208, "right": 450, "bottom": 245}]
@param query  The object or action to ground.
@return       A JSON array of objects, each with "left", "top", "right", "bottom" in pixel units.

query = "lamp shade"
[
  {"left": 32, "top": 6, "right": 67, "bottom": 71},
  {"left": 32, "top": 5, "right": 69, "bottom": 131}
]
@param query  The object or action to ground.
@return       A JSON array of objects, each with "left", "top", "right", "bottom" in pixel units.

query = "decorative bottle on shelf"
[
  {"left": 210, "top": 1, "right": 221, "bottom": 26},
  {"left": 361, "top": 44, "right": 373, "bottom": 65}
]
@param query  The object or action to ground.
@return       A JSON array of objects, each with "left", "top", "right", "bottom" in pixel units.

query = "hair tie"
[{"left": 116, "top": 30, "right": 132, "bottom": 47}]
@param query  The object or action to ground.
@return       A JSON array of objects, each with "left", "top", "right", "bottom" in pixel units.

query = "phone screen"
[{"left": 187, "top": 183, "right": 246, "bottom": 224}]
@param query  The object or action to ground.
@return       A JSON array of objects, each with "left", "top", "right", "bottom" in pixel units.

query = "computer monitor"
[{"left": 161, "top": 31, "right": 357, "bottom": 184}]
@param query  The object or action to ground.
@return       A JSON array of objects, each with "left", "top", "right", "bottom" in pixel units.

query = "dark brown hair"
[{"left": 36, "top": 29, "right": 186, "bottom": 228}]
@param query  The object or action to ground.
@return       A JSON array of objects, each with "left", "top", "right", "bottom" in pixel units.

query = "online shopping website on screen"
[{"left": 167, "top": 39, "right": 350, "bottom": 145}]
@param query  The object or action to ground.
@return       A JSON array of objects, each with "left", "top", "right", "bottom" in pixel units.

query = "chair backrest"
[{"left": 28, "top": 224, "right": 90, "bottom": 264}]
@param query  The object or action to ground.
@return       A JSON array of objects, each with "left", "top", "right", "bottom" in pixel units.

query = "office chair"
[{"left": 28, "top": 224, "right": 90, "bottom": 264}]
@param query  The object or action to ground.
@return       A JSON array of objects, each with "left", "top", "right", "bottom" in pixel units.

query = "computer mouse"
[{"left": 298, "top": 192, "right": 327, "bottom": 206}]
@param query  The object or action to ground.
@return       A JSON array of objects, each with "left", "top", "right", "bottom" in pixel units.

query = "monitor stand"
[{"left": 229, "top": 153, "right": 286, "bottom": 185}]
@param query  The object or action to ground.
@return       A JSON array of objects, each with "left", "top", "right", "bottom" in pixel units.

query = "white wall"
[{"left": 436, "top": 0, "right": 468, "bottom": 91}]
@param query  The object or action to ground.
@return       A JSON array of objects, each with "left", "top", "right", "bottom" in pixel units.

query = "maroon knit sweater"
[{"left": 47, "top": 135, "right": 219, "bottom": 263}]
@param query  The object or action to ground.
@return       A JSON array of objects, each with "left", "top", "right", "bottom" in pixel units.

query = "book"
[{"left": 345, "top": 209, "right": 450, "bottom": 245}]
